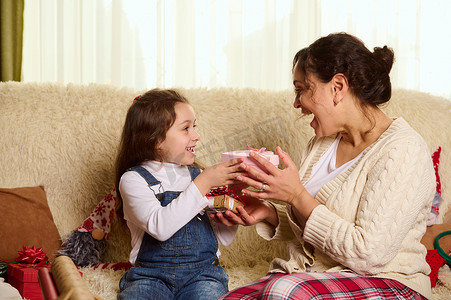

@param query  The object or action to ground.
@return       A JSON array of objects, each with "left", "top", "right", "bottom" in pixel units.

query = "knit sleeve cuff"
[
  {"left": 256, "top": 202, "right": 293, "bottom": 241},
  {"left": 303, "top": 205, "right": 338, "bottom": 250}
]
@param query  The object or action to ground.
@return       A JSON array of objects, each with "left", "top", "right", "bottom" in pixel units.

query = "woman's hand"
[
  {"left": 194, "top": 158, "right": 244, "bottom": 196},
  {"left": 238, "top": 146, "right": 318, "bottom": 225},
  {"left": 210, "top": 196, "right": 278, "bottom": 227},
  {"left": 238, "top": 147, "right": 303, "bottom": 204}
]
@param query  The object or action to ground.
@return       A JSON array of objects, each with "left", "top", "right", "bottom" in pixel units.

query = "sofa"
[{"left": 0, "top": 81, "right": 450, "bottom": 299}]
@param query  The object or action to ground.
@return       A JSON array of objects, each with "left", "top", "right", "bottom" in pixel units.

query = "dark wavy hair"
[
  {"left": 293, "top": 32, "right": 395, "bottom": 107},
  {"left": 114, "top": 89, "right": 189, "bottom": 217}
]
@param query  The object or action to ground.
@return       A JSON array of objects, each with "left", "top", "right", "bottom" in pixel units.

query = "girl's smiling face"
[
  {"left": 293, "top": 62, "right": 337, "bottom": 137},
  {"left": 158, "top": 102, "right": 200, "bottom": 165}
]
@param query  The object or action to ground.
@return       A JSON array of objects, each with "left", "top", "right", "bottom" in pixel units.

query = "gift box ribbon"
[{"left": 206, "top": 186, "right": 246, "bottom": 205}]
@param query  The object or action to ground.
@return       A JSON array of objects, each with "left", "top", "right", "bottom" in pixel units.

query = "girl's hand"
[
  {"left": 210, "top": 196, "right": 278, "bottom": 227},
  {"left": 194, "top": 158, "right": 244, "bottom": 195},
  {"left": 238, "top": 147, "right": 318, "bottom": 225}
]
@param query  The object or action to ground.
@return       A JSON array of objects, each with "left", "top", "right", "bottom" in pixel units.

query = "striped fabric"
[{"left": 220, "top": 272, "right": 426, "bottom": 299}]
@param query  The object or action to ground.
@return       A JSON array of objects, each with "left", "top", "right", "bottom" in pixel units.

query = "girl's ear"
[
  {"left": 155, "top": 137, "right": 164, "bottom": 150},
  {"left": 331, "top": 73, "right": 349, "bottom": 104}
]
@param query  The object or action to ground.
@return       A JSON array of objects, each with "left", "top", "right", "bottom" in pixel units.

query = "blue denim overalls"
[{"left": 118, "top": 165, "right": 229, "bottom": 300}]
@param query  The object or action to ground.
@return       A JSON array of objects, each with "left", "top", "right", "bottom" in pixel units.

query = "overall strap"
[
  {"left": 128, "top": 166, "right": 163, "bottom": 195},
  {"left": 188, "top": 165, "right": 201, "bottom": 180},
  {"left": 130, "top": 165, "right": 199, "bottom": 194}
]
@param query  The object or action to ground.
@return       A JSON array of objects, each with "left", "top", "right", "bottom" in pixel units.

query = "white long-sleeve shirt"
[{"left": 119, "top": 161, "right": 237, "bottom": 264}]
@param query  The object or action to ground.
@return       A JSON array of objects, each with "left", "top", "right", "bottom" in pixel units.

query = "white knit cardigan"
[{"left": 256, "top": 118, "right": 435, "bottom": 299}]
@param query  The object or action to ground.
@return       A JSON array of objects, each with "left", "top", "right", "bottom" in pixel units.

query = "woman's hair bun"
[{"left": 373, "top": 46, "right": 395, "bottom": 74}]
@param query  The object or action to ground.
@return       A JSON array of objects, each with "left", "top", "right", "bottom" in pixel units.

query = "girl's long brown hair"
[{"left": 114, "top": 89, "right": 189, "bottom": 218}]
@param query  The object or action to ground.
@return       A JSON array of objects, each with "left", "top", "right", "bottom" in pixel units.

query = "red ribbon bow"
[
  {"left": 206, "top": 186, "right": 246, "bottom": 205},
  {"left": 16, "top": 246, "right": 48, "bottom": 264}
]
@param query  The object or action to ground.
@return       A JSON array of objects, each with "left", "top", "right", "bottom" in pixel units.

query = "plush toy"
[
  {"left": 420, "top": 223, "right": 451, "bottom": 286},
  {"left": 56, "top": 189, "right": 117, "bottom": 267}
]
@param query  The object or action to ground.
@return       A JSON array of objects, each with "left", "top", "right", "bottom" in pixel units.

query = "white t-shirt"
[
  {"left": 119, "top": 161, "right": 237, "bottom": 264},
  {"left": 304, "top": 137, "right": 363, "bottom": 197}
]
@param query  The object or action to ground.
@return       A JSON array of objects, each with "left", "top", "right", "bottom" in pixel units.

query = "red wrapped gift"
[{"left": 7, "top": 262, "right": 51, "bottom": 300}]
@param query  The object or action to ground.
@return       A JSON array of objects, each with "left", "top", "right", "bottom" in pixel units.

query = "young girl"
[{"left": 115, "top": 89, "right": 243, "bottom": 300}]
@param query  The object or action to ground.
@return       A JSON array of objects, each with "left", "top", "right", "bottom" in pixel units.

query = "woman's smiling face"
[{"left": 292, "top": 62, "right": 338, "bottom": 137}]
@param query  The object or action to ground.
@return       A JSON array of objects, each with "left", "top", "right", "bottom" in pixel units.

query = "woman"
[{"left": 212, "top": 33, "right": 435, "bottom": 299}]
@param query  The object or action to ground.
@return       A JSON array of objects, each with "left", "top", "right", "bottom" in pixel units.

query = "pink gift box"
[{"left": 222, "top": 149, "right": 279, "bottom": 173}]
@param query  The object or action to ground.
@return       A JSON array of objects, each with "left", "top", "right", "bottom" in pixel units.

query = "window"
[{"left": 23, "top": 0, "right": 451, "bottom": 99}]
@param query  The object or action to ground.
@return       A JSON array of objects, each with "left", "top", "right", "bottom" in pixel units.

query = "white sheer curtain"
[{"left": 22, "top": 0, "right": 451, "bottom": 99}]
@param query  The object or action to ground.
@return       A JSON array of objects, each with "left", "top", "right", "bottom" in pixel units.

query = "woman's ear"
[{"left": 331, "top": 73, "right": 348, "bottom": 104}]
